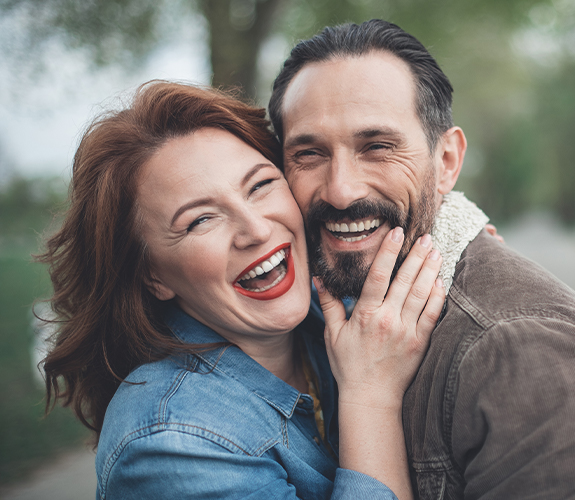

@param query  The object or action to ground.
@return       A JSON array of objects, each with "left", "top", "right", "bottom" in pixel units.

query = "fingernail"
[
  {"left": 429, "top": 249, "right": 440, "bottom": 260},
  {"left": 435, "top": 278, "right": 444, "bottom": 288},
  {"left": 420, "top": 234, "right": 432, "bottom": 248},
  {"left": 391, "top": 226, "right": 404, "bottom": 243},
  {"left": 313, "top": 276, "right": 325, "bottom": 293}
]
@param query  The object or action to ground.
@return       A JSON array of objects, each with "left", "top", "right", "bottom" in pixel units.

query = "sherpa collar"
[{"left": 430, "top": 191, "right": 489, "bottom": 293}]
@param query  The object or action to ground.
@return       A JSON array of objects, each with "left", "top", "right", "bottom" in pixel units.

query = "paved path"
[
  {"left": 502, "top": 212, "right": 575, "bottom": 290},
  {"left": 2, "top": 212, "right": 574, "bottom": 499},
  {"left": 0, "top": 448, "right": 96, "bottom": 500}
]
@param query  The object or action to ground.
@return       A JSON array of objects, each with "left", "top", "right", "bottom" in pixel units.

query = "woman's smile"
[
  {"left": 137, "top": 127, "right": 311, "bottom": 344},
  {"left": 234, "top": 243, "right": 295, "bottom": 300}
]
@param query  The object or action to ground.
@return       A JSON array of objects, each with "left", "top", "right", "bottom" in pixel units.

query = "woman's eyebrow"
[
  {"left": 171, "top": 197, "right": 214, "bottom": 226},
  {"left": 240, "top": 163, "right": 275, "bottom": 188},
  {"left": 170, "top": 163, "right": 274, "bottom": 226}
]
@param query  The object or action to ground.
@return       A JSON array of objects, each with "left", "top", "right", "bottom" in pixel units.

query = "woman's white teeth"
[
  {"left": 246, "top": 267, "right": 287, "bottom": 293},
  {"left": 240, "top": 249, "right": 286, "bottom": 282},
  {"left": 325, "top": 218, "right": 381, "bottom": 235}
]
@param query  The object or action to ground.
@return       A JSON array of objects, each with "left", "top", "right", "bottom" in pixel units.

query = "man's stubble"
[{"left": 306, "top": 168, "right": 438, "bottom": 300}]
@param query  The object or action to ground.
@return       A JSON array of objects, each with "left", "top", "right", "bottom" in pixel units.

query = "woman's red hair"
[{"left": 39, "top": 81, "right": 281, "bottom": 440}]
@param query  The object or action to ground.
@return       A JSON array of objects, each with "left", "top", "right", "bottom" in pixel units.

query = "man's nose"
[
  {"left": 233, "top": 206, "right": 273, "bottom": 250},
  {"left": 320, "top": 154, "right": 370, "bottom": 210}
]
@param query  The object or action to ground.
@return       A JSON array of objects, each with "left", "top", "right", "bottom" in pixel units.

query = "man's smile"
[{"left": 325, "top": 217, "right": 382, "bottom": 242}]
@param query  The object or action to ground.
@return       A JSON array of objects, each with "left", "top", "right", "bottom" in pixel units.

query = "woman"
[{"left": 41, "top": 81, "right": 445, "bottom": 499}]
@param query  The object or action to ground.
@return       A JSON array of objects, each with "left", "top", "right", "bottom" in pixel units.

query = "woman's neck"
[{"left": 235, "top": 332, "right": 308, "bottom": 393}]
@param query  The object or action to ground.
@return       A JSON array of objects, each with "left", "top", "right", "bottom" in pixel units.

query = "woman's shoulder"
[{"left": 97, "top": 352, "right": 285, "bottom": 469}]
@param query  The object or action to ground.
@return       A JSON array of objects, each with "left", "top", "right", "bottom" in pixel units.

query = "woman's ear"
[
  {"left": 145, "top": 273, "right": 176, "bottom": 301},
  {"left": 436, "top": 127, "right": 467, "bottom": 195}
]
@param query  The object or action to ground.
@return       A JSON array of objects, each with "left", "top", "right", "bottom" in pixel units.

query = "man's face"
[{"left": 281, "top": 52, "right": 444, "bottom": 299}]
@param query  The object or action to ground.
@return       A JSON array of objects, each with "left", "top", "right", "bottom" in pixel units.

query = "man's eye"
[
  {"left": 296, "top": 149, "right": 319, "bottom": 157},
  {"left": 367, "top": 143, "right": 391, "bottom": 151},
  {"left": 187, "top": 216, "right": 210, "bottom": 232}
]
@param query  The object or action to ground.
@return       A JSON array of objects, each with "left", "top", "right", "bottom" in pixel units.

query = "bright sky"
[{"left": 0, "top": 16, "right": 210, "bottom": 180}]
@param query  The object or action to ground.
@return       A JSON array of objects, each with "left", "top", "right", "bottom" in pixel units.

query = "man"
[{"left": 269, "top": 19, "right": 575, "bottom": 499}]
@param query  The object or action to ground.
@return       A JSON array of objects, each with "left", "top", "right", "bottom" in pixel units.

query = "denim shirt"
[{"left": 95, "top": 305, "right": 397, "bottom": 499}]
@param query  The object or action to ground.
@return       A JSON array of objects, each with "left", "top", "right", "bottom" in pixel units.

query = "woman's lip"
[
  {"left": 233, "top": 245, "right": 295, "bottom": 301},
  {"left": 234, "top": 243, "right": 291, "bottom": 282}
]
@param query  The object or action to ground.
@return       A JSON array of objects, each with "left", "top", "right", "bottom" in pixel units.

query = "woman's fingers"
[
  {"left": 416, "top": 278, "right": 445, "bottom": 344},
  {"left": 383, "top": 234, "right": 434, "bottom": 311},
  {"left": 313, "top": 277, "right": 346, "bottom": 344},
  {"left": 354, "top": 227, "right": 404, "bottom": 313},
  {"left": 399, "top": 248, "right": 442, "bottom": 325},
  {"left": 485, "top": 223, "right": 504, "bottom": 243}
]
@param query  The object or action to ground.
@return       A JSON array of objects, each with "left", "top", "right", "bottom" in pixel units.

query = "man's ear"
[
  {"left": 145, "top": 273, "right": 176, "bottom": 301},
  {"left": 436, "top": 126, "right": 467, "bottom": 195}
]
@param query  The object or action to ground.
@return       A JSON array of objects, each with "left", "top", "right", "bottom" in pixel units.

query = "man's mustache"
[{"left": 305, "top": 199, "right": 409, "bottom": 233}]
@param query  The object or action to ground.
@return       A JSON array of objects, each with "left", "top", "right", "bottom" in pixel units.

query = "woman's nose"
[{"left": 233, "top": 207, "right": 273, "bottom": 250}]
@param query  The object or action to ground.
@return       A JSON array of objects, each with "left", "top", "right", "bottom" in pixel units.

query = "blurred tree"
[
  {"left": 1, "top": 0, "right": 574, "bottom": 224},
  {"left": 0, "top": 0, "right": 553, "bottom": 99},
  {"left": 202, "top": 0, "right": 284, "bottom": 96},
  {"left": 0, "top": 0, "right": 285, "bottom": 98}
]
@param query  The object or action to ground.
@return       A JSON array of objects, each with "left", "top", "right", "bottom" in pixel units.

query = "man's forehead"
[{"left": 281, "top": 52, "right": 418, "bottom": 140}]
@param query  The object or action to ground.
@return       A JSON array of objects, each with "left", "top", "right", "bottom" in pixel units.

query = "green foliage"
[
  {"left": 535, "top": 61, "right": 575, "bottom": 223},
  {"left": 1, "top": 0, "right": 169, "bottom": 67},
  {"left": 0, "top": 176, "right": 67, "bottom": 255},
  {"left": 0, "top": 256, "right": 89, "bottom": 485},
  {"left": 0, "top": 177, "right": 88, "bottom": 485}
]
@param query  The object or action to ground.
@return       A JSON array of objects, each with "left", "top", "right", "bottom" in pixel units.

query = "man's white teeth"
[
  {"left": 325, "top": 218, "right": 381, "bottom": 233},
  {"left": 338, "top": 234, "right": 368, "bottom": 242},
  {"left": 240, "top": 249, "right": 286, "bottom": 282}
]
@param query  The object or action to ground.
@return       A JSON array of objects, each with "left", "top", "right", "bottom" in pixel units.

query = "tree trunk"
[{"left": 200, "top": 0, "right": 283, "bottom": 100}]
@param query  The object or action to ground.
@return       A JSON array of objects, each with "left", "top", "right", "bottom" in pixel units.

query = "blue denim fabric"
[{"left": 95, "top": 305, "right": 397, "bottom": 499}]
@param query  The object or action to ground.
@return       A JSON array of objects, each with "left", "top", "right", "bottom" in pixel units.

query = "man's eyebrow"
[
  {"left": 284, "top": 128, "right": 405, "bottom": 150},
  {"left": 170, "top": 163, "right": 273, "bottom": 226},
  {"left": 354, "top": 127, "right": 405, "bottom": 140},
  {"left": 283, "top": 134, "right": 318, "bottom": 151}
]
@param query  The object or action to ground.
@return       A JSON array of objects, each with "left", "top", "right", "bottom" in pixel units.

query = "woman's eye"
[
  {"left": 187, "top": 216, "right": 210, "bottom": 232},
  {"left": 250, "top": 178, "right": 274, "bottom": 194}
]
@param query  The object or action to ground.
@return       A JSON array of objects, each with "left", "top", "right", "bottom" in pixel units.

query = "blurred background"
[{"left": 1, "top": 0, "right": 574, "bottom": 497}]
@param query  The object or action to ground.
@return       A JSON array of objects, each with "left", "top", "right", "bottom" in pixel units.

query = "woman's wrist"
[{"left": 338, "top": 384, "right": 405, "bottom": 413}]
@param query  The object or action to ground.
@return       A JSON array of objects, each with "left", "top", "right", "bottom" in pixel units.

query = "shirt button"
[
  {"left": 297, "top": 397, "right": 305, "bottom": 405},
  {"left": 313, "top": 436, "right": 320, "bottom": 445}
]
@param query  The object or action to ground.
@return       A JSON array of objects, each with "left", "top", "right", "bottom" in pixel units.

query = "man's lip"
[
  {"left": 234, "top": 243, "right": 291, "bottom": 283},
  {"left": 233, "top": 245, "right": 295, "bottom": 301},
  {"left": 321, "top": 222, "right": 390, "bottom": 249}
]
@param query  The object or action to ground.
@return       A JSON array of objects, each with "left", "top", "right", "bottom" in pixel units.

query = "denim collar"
[{"left": 165, "top": 305, "right": 304, "bottom": 419}]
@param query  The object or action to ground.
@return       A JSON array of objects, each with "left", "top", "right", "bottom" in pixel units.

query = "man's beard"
[{"left": 306, "top": 170, "right": 437, "bottom": 300}]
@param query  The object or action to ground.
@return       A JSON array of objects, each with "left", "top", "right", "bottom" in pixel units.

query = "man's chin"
[{"left": 311, "top": 248, "right": 371, "bottom": 301}]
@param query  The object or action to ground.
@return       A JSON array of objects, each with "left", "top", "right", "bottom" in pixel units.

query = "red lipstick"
[{"left": 233, "top": 243, "right": 295, "bottom": 301}]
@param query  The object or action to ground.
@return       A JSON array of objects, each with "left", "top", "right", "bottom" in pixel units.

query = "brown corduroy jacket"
[{"left": 404, "top": 229, "right": 575, "bottom": 499}]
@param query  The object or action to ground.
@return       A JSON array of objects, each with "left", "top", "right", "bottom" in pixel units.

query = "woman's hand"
[
  {"left": 315, "top": 226, "right": 445, "bottom": 409},
  {"left": 314, "top": 227, "right": 445, "bottom": 499},
  {"left": 485, "top": 223, "right": 504, "bottom": 243}
]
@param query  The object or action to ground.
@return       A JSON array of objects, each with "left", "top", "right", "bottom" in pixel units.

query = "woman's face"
[{"left": 137, "top": 128, "right": 311, "bottom": 347}]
